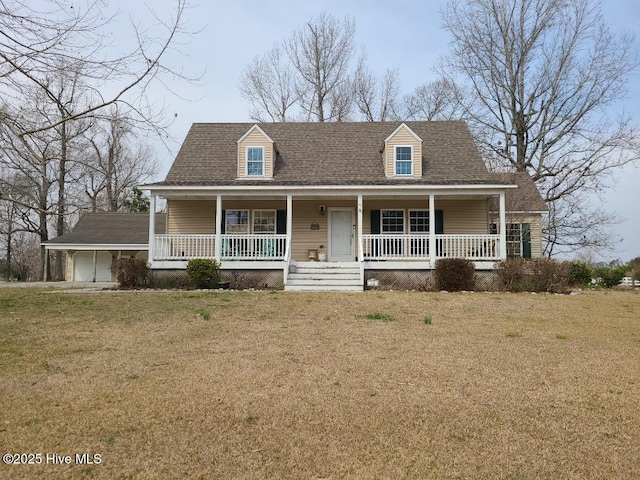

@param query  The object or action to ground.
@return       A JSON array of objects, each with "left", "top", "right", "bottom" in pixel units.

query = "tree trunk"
[{"left": 54, "top": 121, "right": 67, "bottom": 280}]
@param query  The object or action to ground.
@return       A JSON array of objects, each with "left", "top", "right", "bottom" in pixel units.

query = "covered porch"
[{"left": 146, "top": 186, "right": 511, "bottom": 289}]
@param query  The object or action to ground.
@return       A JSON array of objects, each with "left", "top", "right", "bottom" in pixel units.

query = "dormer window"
[
  {"left": 395, "top": 146, "right": 413, "bottom": 175},
  {"left": 247, "top": 147, "right": 264, "bottom": 176}
]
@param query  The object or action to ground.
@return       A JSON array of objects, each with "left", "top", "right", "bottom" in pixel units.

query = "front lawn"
[{"left": 1, "top": 289, "right": 639, "bottom": 479}]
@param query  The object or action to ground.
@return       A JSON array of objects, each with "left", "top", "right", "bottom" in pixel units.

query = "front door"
[{"left": 329, "top": 209, "right": 354, "bottom": 262}]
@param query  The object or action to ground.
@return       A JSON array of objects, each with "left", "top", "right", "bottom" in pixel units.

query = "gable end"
[
  {"left": 383, "top": 123, "right": 423, "bottom": 178},
  {"left": 237, "top": 124, "right": 275, "bottom": 178}
]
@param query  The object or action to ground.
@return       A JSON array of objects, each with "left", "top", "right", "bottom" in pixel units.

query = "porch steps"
[{"left": 285, "top": 262, "right": 362, "bottom": 292}]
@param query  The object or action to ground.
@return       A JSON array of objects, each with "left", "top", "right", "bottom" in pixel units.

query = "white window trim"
[
  {"left": 408, "top": 209, "right": 429, "bottom": 234},
  {"left": 252, "top": 209, "right": 277, "bottom": 235},
  {"left": 394, "top": 145, "right": 413, "bottom": 176},
  {"left": 381, "top": 209, "right": 405, "bottom": 233},
  {"left": 246, "top": 146, "right": 265, "bottom": 177}
]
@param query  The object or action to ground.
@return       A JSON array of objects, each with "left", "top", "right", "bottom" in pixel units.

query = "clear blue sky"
[{"left": 117, "top": 0, "right": 639, "bottom": 261}]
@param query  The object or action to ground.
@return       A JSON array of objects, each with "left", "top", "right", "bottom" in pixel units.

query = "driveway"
[{"left": 0, "top": 281, "right": 117, "bottom": 290}]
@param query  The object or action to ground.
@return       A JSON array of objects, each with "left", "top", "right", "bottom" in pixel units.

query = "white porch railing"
[
  {"left": 362, "top": 234, "right": 500, "bottom": 261},
  {"left": 154, "top": 234, "right": 215, "bottom": 260},
  {"left": 220, "top": 234, "right": 287, "bottom": 260},
  {"left": 153, "top": 234, "right": 287, "bottom": 261}
]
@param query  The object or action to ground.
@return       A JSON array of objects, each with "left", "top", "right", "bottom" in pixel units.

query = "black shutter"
[
  {"left": 370, "top": 210, "right": 381, "bottom": 234},
  {"left": 276, "top": 210, "right": 286, "bottom": 234},
  {"left": 220, "top": 210, "right": 226, "bottom": 234},
  {"left": 435, "top": 210, "right": 444, "bottom": 234},
  {"left": 522, "top": 223, "right": 532, "bottom": 259}
]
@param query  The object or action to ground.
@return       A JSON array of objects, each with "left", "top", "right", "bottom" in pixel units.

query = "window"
[
  {"left": 253, "top": 210, "right": 276, "bottom": 234},
  {"left": 506, "top": 223, "right": 523, "bottom": 257},
  {"left": 409, "top": 210, "right": 429, "bottom": 233},
  {"left": 381, "top": 210, "right": 404, "bottom": 233},
  {"left": 226, "top": 210, "right": 249, "bottom": 233},
  {"left": 246, "top": 147, "right": 264, "bottom": 176},
  {"left": 491, "top": 223, "right": 529, "bottom": 258},
  {"left": 395, "top": 146, "right": 412, "bottom": 175}
]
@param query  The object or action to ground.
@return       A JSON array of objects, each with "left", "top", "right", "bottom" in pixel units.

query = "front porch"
[{"left": 146, "top": 189, "right": 510, "bottom": 290}]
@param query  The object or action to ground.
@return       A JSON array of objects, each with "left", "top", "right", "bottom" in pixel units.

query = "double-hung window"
[
  {"left": 506, "top": 223, "right": 523, "bottom": 257},
  {"left": 246, "top": 147, "right": 264, "bottom": 176},
  {"left": 253, "top": 210, "right": 276, "bottom": 234},
  {"left": 225, "top": 210, "right": 249, "bottom": 233},
  {"left": 409, "top": 210, "right": 429, "bottom": 256},
  {"left": 489, "top": 223, "right": 530, "bottom": 257},
  {"left": 409, "top": 210, "right": 429, "bottom": 233},
  {"left": 395, "top": 146, "right": 412, "bottom": 175},
  {"left": 381, "top": 210, "right": 404, "bottom": 256},
  {"left": 381, "top": 210, "right": 404, "bottom": 233}
]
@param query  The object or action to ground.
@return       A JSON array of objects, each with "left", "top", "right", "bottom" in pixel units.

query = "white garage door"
[{"left": 73, "top": 252, "right": 113, "bottom": 281}]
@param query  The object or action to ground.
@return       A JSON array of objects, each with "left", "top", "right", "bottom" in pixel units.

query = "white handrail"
[
  {"left": 362, "top": 234, "right": 500, "bottom": 261},
  {"left": 153, "top": 234, "right": 287, "bottom": 261}
]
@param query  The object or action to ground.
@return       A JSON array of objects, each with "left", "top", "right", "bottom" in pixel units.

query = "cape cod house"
[{"left": 143, "top": 121, "right": 547, "bottom": 290}]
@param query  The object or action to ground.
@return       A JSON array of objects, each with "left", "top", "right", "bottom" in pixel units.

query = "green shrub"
[
  {"left": 594, "top": 265, "right": 628, "bottom": 288},
  {"left": 495, "top": 258, "right": 527, "bottom": 291},
  {"left": 434, "top": 258, "right": 475, "bottom": 291},
  {"left": 528, "top": 258, "right": 569, "bottom": 293},
  {"left": 186, "top": 259, "right": 220, "bottom": 289},
  {"left": 567, "top": 261, "right": 593, "bottom": 287},
  {"left": 111, "top": 258, "right": 149, "bottom": 288}
]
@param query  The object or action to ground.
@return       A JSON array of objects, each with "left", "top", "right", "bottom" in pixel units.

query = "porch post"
[
  {"left": 286, "top": 194, "right": 293, "bottom": 258},
  {"left": 283, "top": 194, "right": 293, "bottom": 286},
  {"left": 499, "top": 192, "right": 507, "bottom": 259},
  {"left": 215, "top": 194, "right": 222, "bottom": 260},
  {"left": 148, "top": 194, "right": 156, "bottom": 265},
  {"left": 429, "top": 193, "right": 436, "bottom": 268},
  {"left": 357, "top": 195, "right": 363, "bottom": 259},
  {"left": 357, "top": 194, "right": 364, "bottom": 286}
]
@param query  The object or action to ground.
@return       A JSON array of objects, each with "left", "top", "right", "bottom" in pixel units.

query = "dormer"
[
  {"left": 383, "top": 123, "right": 423, "bottom": 178},
  {"left": 237, "top": 125, "right": 275, "bottom": 179}
]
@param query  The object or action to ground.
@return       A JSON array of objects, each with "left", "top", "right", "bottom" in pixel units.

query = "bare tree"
[
  {"left": 240, "top": 46, "right": 299, "bottom": 122},
  {"left": 0, "top": 1, "right": 194, "bottom": 279},
  {"left": 79, "top": 108, "right": 158, "bottom": 212},
  {"left": 441, "top": 0, "right": 640, "bottom": 255},
  {"left": 354, "top": 56, "right": 401, "bottom": 122},
  {"left": 402, "top": 78, "right": 466, "bottom": 121},
  {"left": 286, "top": 13, "right": 357, "bottom": 122},
  {"left": 241, "top": 13, "right": 359, "bottom": 123},
  {"left": 0, "top": 0, "right": 195, "bottom": 137}
]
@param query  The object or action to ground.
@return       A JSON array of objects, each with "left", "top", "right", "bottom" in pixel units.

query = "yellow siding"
[
  {"left": 384, "top": 125, "right": 423, "bottom": 177},
  {"left": 290, "top": 200, "right": 356, "bottom": 262},
  {"left": 363, "top": 199, "right": 488, "bottom": 234},
  {"left": 237, "top": 128, "right": 274, "bottom": 178},
  {"left": 167, "top": 200, "right": 216, "bottom": 234},
  {"left": 515, "top": 213, "right": 543, "bottom": 258}
]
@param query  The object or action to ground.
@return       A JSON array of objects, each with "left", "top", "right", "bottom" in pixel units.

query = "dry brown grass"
[{"left": 0, "top": 288, "right": 639, "bottom": 479}]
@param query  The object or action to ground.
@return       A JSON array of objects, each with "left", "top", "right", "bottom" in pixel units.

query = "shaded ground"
[{"left": 1, "top": 289, "right": 639, "bottom": 479}]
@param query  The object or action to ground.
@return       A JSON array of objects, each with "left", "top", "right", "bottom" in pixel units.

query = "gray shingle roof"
[
  {"left": 45, "top": 213, "right": 165, "bottom": 246},
  {"left": 158, "top": 121, "right": 500, "bottom": 186},
  {"left": 491, "top": 172, "right": 548, "bottom": 212}
]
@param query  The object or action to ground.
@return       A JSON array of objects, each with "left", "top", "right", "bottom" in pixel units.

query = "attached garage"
[
  {"left": 43, "top": 212, "right": 164, "bottom": 282},
  {"left": 73, "top": 251, "right": 116, "bottom": 282}
]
